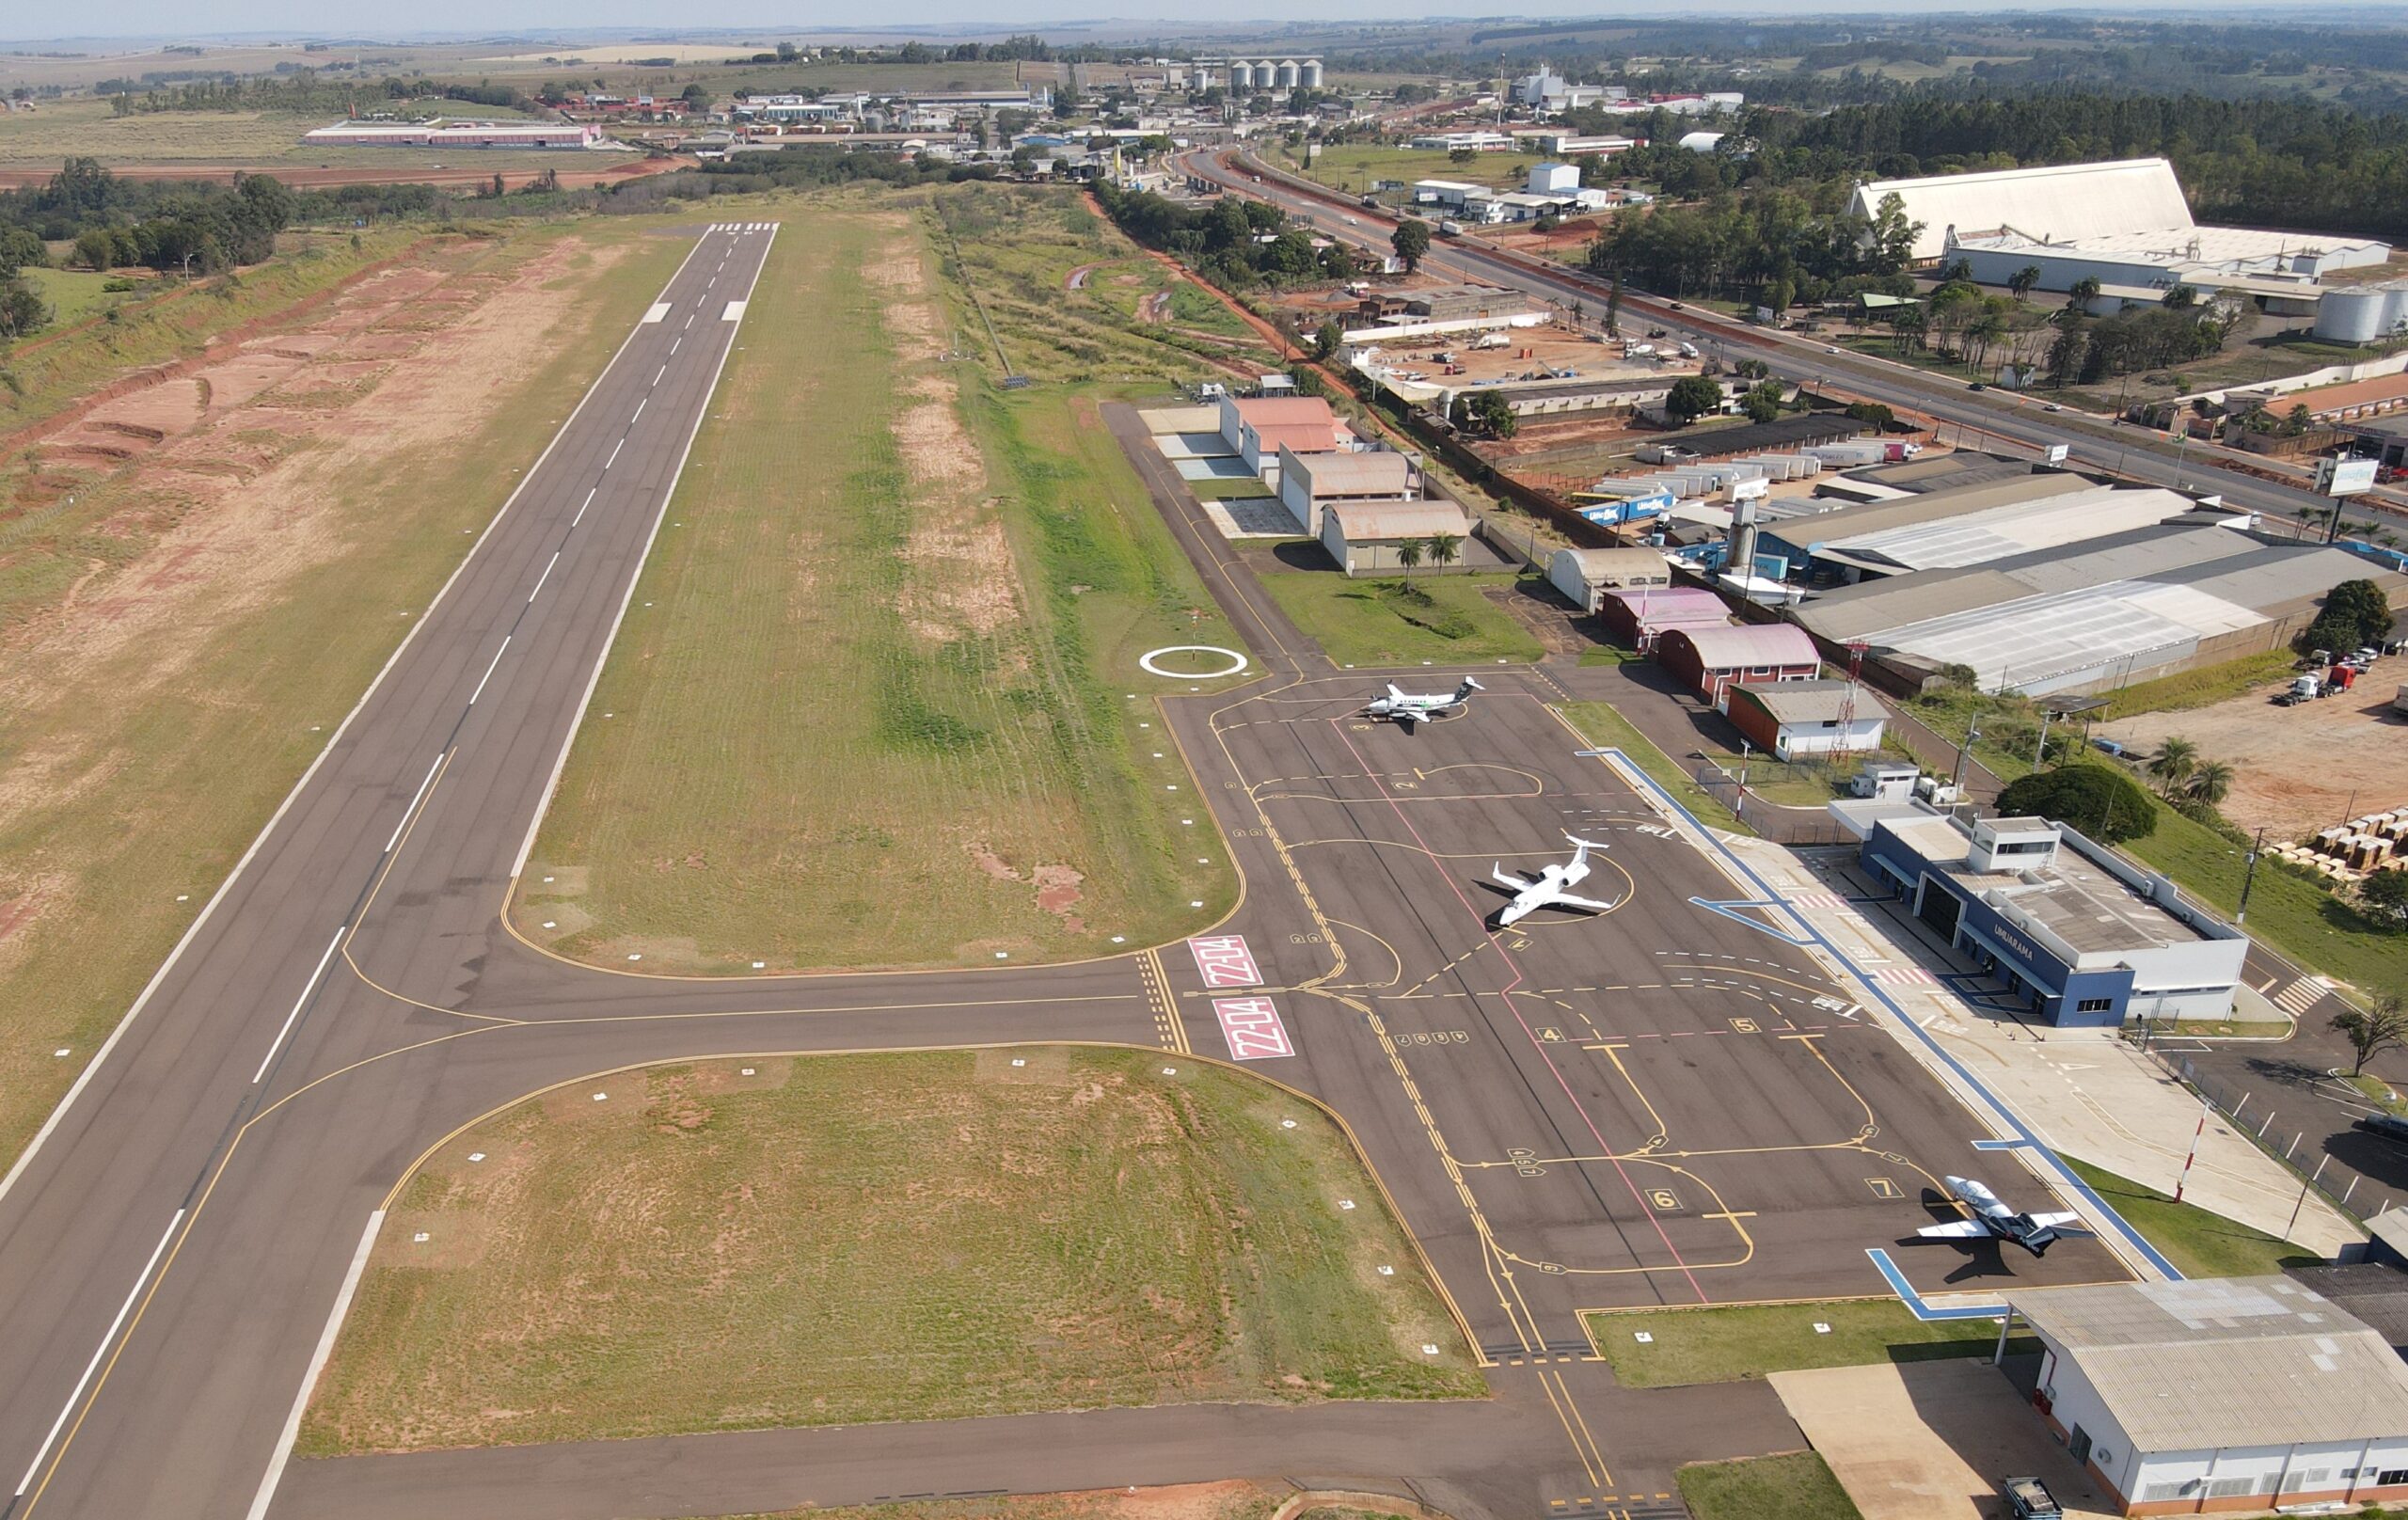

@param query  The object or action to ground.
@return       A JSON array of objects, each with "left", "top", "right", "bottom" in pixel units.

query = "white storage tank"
[
  {"left": 2316, "top": 286, "right": 2395, "bottom": 345},
  {"left": 1228, "top": 61, "right": 1256, "bottom": 89},
  {"left": 1275, "top": 59, "right": 1300, "bottom": 89},
  {"left": 1300, "top": 59, "right": 1323, "bottom": 88}
]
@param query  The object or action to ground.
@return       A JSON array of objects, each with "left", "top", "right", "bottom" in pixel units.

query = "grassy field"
[
  {"left": 1679, "top": 1452, "right": 1862, "bottom": 1520},
  {"left": 1554, "top": 701, "right": 1752, "bottom": 835},
  {"left": 2062, "top": 1158, "right": 2320, "bottom": 1275},
  {"left": 0, "top": 219, "right": 689, "bottom": 1171},
  {"left": 1257, "top": 569, "right": 1545, "bottom": 668},
  {"left": 929, "top": 183, "right": 1280, "bottom": 385},
  {"left": 17, "top": 266, "right": 136, "bottom": 326},
  {"left": 298, "top": 1048, "right": 1481, "bottom": 1454},
  {"left": 1584, "top": 1299, "right": 2021, "bottom": 1388},
  {"left": 2092, "top": 650, "right": 2296, "bottom": 722},
  {"left": 1277, "top": 143, "right": 1548, "bottom": 198},
  {"left": 517, "top": 194, "right": 1244, "bottom": 973}
]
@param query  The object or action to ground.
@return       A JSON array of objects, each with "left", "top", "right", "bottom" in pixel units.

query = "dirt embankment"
[{"left": 0, "top": 156, "right": 684, "bottom": 192}]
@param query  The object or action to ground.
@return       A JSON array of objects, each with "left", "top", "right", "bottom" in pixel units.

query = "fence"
[
  {"left": 2138, "top": 1039, "right": 2408, "bottom": 1230},
  {"left": 1685, "top": 757, "right": 1858, "bottom": 847}
]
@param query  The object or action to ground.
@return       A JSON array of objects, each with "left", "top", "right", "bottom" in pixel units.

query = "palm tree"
[
  {"left": 2188, "top": 759, "right": 2235, "bottom": 808},
  {"left": 2147, "top": 736, "right": 2199, "bottom": 795},
  {"left": 1425, "top": 532, "right": 1462, "bottom": 574},
  {"left": 1394, "top": 539, "right": 1423, "bottom": 578}
]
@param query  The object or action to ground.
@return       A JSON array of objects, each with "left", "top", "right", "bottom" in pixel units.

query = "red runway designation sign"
[
  {"left": 1185, "top": 933, "right": 1261, "bottom": 989},
  {"left": 1212, "top": 997, "right": 1294, "bottom": 1060}
]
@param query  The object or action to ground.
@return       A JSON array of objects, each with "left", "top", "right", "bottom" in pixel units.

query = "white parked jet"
[
  {"left": 1365, "top": 676, "right": 1481, "bottom": 726},
  {"left": 1489, "top": 833, "right": 1616, "bottom": 926},
  {"left": 1916, "top": 1176, "right": 2084, "bottom": 1258}
]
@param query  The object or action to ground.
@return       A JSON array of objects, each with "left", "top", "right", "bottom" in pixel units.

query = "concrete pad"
[
  {"left": 1201, "top": 499, "right": 1303, "bottom": 538},
  {"left": 1770, "top": 1360, "right": 2115, "bottom": 1520},
  {"left": 1173, "top": 455, "right": 1260, "bottom": 482},
  {"left": 1138, "top": 404, "right": 1219, "bottom": 434},
  {"left": 1156, "top": 432, "right": 1239, "bottom": 460}
]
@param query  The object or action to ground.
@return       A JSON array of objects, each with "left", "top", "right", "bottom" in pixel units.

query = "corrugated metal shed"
[
  {"left": 1323, "top": 501, "right": 1470, "bottom": 540},
  {"left": 1818, "top": 486, "right": 2194, "bottom": 575},
  {"left": 1662, "top": 622, "right": 1819, "bottom": 670},
  {"left": 2015, "top": 1276, "right": 2408, "bottom": 1451}
]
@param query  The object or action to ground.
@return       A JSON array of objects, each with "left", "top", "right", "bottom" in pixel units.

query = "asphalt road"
[
  {"left": 1184, "top": 150, "right": 2382, "bottom": 531},
  {"left": 0, "top": 227, "right": 2136, "bottom": 1520}
]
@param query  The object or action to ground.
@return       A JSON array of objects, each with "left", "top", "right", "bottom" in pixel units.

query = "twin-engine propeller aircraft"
[{"left": 1365, "top": 676, "right": 1481, "bottom": 726}]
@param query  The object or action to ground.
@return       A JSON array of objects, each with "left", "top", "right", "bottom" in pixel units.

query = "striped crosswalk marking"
[
  {"left": 2274, "top": 978, "right": 2329, "bottom": 1014},
  {"left": 1872, "top": 965, "right": 1936, "bottom": 986}
]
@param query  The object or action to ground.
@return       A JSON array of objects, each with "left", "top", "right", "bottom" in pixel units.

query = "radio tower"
[{"left": 1836, "top": 641, "right": 1869, "bottom": 730}]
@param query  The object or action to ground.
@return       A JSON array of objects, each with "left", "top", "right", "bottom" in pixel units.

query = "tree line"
[{"left": 1094, "top": 182, "right": 1358, "bottom": 290}]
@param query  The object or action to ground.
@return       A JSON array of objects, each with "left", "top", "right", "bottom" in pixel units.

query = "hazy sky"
[{"left": 6, "top": 0, "right": 2308, "bottom": 44}]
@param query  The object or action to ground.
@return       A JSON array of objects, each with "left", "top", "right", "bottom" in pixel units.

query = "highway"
[
  {"left": 0, "top": 215, "right": 2153, "bottom": 1520},
  {"left": 1183, "top": 149, "right": 2384, "bottom": 530}
]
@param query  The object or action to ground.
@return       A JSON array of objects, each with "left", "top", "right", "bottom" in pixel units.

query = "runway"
[{"left": 0, "top": 236, "right": 2125, "bottom": 1520}]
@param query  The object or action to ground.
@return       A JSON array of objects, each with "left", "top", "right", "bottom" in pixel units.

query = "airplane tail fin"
[
  {"left": 1455, "top": 676, "right": 1484, "bottom": 700},
  {"left": 2021, "top": 1227, "right": 2060, "bottom": 1259}
]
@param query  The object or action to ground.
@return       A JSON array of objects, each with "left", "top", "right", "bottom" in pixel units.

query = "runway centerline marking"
[
  {"left": 467, "top": 636, "right": 512, "bottom": 706},
  {"left": 528, "top": 551, "right": 561, "bottom": 605},
  {"left": 383, "top": 752, "right": 447, "bottom": 855},
  {"left": 12, "top": 1210, "right": 183, "bottom": 1500},
  {"left": 251, "top": 926, "right": 349, "bottom": 1085},
  {"left": 630, "top": 398, "right": 646, "bottom": 425},
  {"left": 605, "top": 437, "right": 624, "bottom": 469},
  {"left": 572, "top": 486, "right": 596, "bottom": 527}
]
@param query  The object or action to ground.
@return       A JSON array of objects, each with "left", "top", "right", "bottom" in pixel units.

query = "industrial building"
[
  {"left": 1595, "top": 584, "right": 1729, "bottom": 648},
  {"left": 1218, "top": 56, "right": 1323, "bottom": 91},
  {"left": 1848, "top": 158, "right": 2389, "bottom": 297},
  {"left": 2315, "top": 278, "right": 2408, "bottom": 343},
  {"left": 1655, "top": 622, "right": 1821, "bottom": 704},
  {"left": 1545, "top": 546, "right": 1673, "bottom": 615},
  {"left": 1277, "top": 448, "right": 1418, "bottom": 536},
  {"left": 301, "top": 119, "right": 607, "bottom": 149},
  {"left": 1319, "top": 500, "right": 1471, "bottom": 578},
  {"left": 1775, "top": 481, "right": 2200, "bottom": 585},
  {"left": 1215, "top": 394, "right": 1351, "bottom": 488},
  {"left": 1840, "top": 802, "right": 2249, "bottom": 1026},
  {"left": 1790, "top": 509, "right": 2406, "bottom": 695},
  {"left": 2003, "top": 1276, "right": 2408, "bottom": 1513},
  {"left": 1721, "top": 679, "right": 1888, "bottom": 760}
]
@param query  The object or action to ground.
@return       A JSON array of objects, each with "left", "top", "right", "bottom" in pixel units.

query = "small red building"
[
  {"left": 1655, "top": 623, "right": 1821, "bottom": 705},
  {"left": 1595, "top": 585, "right": 1729, "bottom": 649}
]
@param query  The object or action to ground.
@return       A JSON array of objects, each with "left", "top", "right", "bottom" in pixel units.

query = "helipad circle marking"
[{"left": 1138, "top": 644, "right": 1247, "bottom": 679}]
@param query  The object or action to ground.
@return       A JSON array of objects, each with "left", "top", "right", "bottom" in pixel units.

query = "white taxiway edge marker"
[
  {"left": 251, "top": 926, "right": 347, "bottom": 1084},
  {"left": 14, "top": 1210, "right": 186, "bottom": 1498},
  {"left": 528, "top": 550, "right": 561, "bottom": 605},
  {"left": 467, "top": 636, "right": 513, "bottom": 706},
  {"left": 243, "top": 1211, "right": 385, "bottom": 1520},
  {"left": 384, "top": 752, "right": 446, "bottom": 854}
]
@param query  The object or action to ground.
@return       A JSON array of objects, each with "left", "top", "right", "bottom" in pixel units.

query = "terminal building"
[
  {"left": 1848, "top": 158, "right": 2389, "bottom": 303},
  {"left": 1832, "top": 800, "right": 2248, "bottom": 1027}
]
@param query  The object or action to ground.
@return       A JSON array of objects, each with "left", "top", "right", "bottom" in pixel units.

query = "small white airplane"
[
  {"left": 1916, "top": 1176, "right": 2085, "bottom": 1258},
  {"left": 1489, "top": 833, "right": 1616, "bottom": 926},
  {"left": 1365, "top": 676, "right": 1481, "bottom": 726}
]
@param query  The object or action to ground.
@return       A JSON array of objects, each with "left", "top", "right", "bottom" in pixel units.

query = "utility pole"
[
  {"left": 1951, "top": 714, "right": 1982, "bottom": 791},
  {"left": 2175, "top": 1100, "right": 2209, "bottom": 1203},
  {"left": 2237, "top": 825, "right": 2266, "bottom": 925}
]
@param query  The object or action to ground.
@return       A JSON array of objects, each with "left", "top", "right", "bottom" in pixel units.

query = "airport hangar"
[{"left": 1847, "top": 157, "right": 2389, "bottom": 309}]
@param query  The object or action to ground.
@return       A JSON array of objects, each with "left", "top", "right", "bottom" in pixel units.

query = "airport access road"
[{"left": 1182, "top": 149, "right": 2369, "bottom": 531}]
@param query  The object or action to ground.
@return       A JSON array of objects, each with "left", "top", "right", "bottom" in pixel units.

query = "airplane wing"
[
  {"left": 1493, "top": 866, "right": 1533, "bottom": 890},
  {"left": 1551, "top": 892, "right": 1615, "bottom": 911},
  {"left": 2029, "top": 1212, "right": 2083, "bottom": 1229},
  {"left": 1915, "top": 1220, "right": 1990, "bottom": 1240}
]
